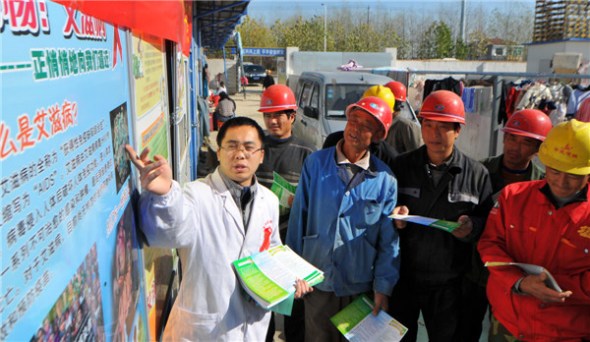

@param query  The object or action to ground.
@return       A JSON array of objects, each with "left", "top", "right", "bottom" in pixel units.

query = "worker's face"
[
  {"left": 502, "top": 133, "right": 541, "bottom": 170},
  {"left": 545, "top": 166, "right": 589, "bottom": 199},
  {"left": 421, "top": 118, "right": 460, "bottom": 159},
  {"left": 217, "top": 126, "right": 264, "bottom": 187},
  {"left": 344, "top": 109, "right": 383, "bottom": 151},
  {"left": 263, "top": 111, "right": 294, "bottom": 139}
]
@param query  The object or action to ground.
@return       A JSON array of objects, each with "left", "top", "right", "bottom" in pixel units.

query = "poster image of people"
[
  {"left": 110, "top": 103, "right": 131, "bottom": 193},
  {"left": 111, "top": 203, "right": 141, "bottom": 341},
  {"left": 30, "top": 245, "right": 105, "bottom": 342}
]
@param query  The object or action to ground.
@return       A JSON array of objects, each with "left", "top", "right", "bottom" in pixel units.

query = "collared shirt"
[
  {"left": 427, "top": 156, "right": 452, "bottom": 187},
  {"left": 219, "top": 170, "right": 258, "bottom": 229},
  {"left": 335, "top": 139, "right": 371, "bottom": 186}
]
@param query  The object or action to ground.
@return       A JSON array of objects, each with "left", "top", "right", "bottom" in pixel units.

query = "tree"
[
  {"left": 237, "top": 16, "right": 276, "bottom": 48},
  {"left": 417, "top": 21, "right": 454, "bottom": 59},
  {"left": 233, "top": 1, "right": 534, "bottom": 61},
  {"left": 455, "top": 38, "right": 468, "bottom": 60}
]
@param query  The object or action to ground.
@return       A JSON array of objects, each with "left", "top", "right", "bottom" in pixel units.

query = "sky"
[{"left": 246, "top": 0, "right": 536, "bottom": 24}]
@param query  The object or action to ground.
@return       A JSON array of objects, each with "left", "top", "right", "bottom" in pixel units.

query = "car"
[
  {"left": 292, "top": 71, "right": 418, "bottom": 149},
  {"left": 243, "top": 64, "right": 266, "bottom": 84}
]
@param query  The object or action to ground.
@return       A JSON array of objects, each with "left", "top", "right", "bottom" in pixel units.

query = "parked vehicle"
[
  {"left": 292, "top": 71, "right": 418, "bottom": 149},
  {"left": 243, "top": 64, "right": 266, "bottom": 84}
]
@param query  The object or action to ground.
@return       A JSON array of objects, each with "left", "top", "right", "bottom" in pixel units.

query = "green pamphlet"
[
  {"left": 233, "top": 245, "right": 324, "bottom": 315},
  {"left": 330, "top": 295, "right": 408, "bottom": 341},
  {"left": 270, "top": 172, "right": 297, "bottom": 211},
  {"left": 389, "top": 214, "right": 461, "bottom": 233}
]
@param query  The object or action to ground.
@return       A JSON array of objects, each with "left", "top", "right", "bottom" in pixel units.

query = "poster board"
[{"left": 1, "top": 1, "right": 149, "bottom": 340}]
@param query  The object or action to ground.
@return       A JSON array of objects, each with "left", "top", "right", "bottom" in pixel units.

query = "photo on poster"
[
  {"left": 30, "top": 245, "right": 105, "bottom": 342},
  {"left": 130, "top": 308, "right": 148, "bottom": 342},
  {"left": 110, "top": 102, "right": 131, "bottom": 192},
  {"left": 111, "top": 203, "right": 141, "bottom": 341}
]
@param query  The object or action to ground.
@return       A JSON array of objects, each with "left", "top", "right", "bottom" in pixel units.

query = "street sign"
[{"left": 231, "top": 47, "right": 286, "bottom": 57}]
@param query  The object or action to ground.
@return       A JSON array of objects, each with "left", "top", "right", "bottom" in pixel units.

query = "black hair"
[
  {"left": 219, "top": 91, "right": 230, "bottom": 100},
  {"left": 216, "top": 117, "right": 265, "bottom": 147}
]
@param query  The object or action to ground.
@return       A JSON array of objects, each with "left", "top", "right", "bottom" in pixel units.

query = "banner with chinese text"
[{"left": 1, "top": 1, "right": 149, "bottom": 340}]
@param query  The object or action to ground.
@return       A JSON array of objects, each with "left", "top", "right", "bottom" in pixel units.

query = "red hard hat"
[
  {"left": 419, "top": 90, "right": 465, "bottom": 124},
  {"left": 258, "top": 84, "right": 297, "bottom": 112},
  {"left": 384, "top": 81, "right": 407, "bottom": 102},
  {"left": 345, "top": 96, "right": 392, "bottom": 140},
  {"left": 502, "top": 109, "right": 552, "bottom": 141}
]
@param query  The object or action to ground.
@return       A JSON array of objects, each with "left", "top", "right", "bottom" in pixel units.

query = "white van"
[{"left": 292, "top": 71, "right": 416, "bottom": 149}]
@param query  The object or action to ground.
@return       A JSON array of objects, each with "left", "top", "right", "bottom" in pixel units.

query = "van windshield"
[{"left": 325, "top": 84, "right": 372, "bottom": 118}]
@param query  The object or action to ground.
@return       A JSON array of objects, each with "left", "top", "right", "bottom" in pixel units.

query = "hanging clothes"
[
  {"left": 423, "top": 77, "right": 463, "bottom": 99},
  {"left": 575, "top": 97, "right": 590, "bottom": 122},
  {"left": 515, "top": 82, "right": 553, "bottom": 110},
  {"left": 566, "top": 84, "right": 590, "bottom": 117}
]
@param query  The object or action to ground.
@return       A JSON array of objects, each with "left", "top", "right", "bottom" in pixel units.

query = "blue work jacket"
[{"left": 286, "top": 147, "right": 400, "bottom": 296}]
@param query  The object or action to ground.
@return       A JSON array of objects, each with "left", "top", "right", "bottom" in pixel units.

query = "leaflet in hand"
[
  {"left": 232, "top": 245, "right": 324, "bottom": 311},
  {"left": 484, "top": 261, "right": 563, "bottom": 292},
  {"left": 389, "top": 214, "right": 460, "bottom": 233},
  {"left": 330, "top": 295, "right": 408, "bottom": 342},
  {"left": 270, "top": 171, "right": 297, "bottom": 210}
]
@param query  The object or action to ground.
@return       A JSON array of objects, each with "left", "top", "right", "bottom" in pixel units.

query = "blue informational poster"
[{"left": 1, "top": 1, "right": 149, "bottom": 340}]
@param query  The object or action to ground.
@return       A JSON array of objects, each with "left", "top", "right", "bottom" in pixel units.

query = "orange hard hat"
[
  {"left": 502, "top": 109, "right": 552, "bottom": 141},
  {"left": 345, "top": 96, "right": 392, "bottom": 140},
  {"left": 419, "top": 90, "right": 465, "bottom": 124},
  {"left": 258, "top": 84, "right": 297, "bottom": 112},
  {"left": 384, "top": 81, "right": 407, "bottom": 102}
]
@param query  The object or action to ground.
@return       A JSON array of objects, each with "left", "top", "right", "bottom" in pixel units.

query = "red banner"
[{"left": 53, "top": 0, "right": 191, "bottom": 56}]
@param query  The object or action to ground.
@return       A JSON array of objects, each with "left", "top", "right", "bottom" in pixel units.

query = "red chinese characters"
[{"left": 1, "top": 99, "right": 78, "bottom": 160}]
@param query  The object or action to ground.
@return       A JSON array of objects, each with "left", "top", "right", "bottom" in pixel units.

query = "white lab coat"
[{"left": 139, "top": 169, "right": 281, "bottom": 341}]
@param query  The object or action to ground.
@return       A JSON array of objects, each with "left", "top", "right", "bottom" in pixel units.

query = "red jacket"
[{"left": 478, "top": 180, "right": 590, "bottom": 341}]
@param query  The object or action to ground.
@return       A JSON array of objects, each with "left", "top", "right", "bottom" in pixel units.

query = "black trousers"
[
  {"left": 265, "top": 299, "right": 305, "bottom": 342},
  {"left": 388, "top": 278, "right": 461, "bottom": 342},
  {"left": 457, "top": 277, "right": 489, "bottom": 342}
]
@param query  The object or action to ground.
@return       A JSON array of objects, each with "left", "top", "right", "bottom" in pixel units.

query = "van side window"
[
  {"left": 310, "top": 84, "right": 319, "bottom": 112},
  {"left": 300, "top": 83, "right": 312, "bottom": 108}
]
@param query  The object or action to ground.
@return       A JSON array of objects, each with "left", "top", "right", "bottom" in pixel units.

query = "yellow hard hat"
[
  {"left": 538, "top": 119, "right": 590, "bottom": 175},
  {"left": 362, "top": 85, "right": 395, "bottom": 111}
]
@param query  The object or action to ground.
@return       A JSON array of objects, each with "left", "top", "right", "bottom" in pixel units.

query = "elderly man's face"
[
  {"left": 344, "top": 109, "right": 382, "bottom": 151},
  {"left": 545, "top": 166, "right": 590, "bottom": 198}
]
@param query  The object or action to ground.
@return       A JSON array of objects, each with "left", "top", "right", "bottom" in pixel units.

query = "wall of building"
[
  {"left": 286, "top": 47, "right": 397, "bottom": 76},
  {"left": 526, "top": 40, "right": 590, "bottom": 73},
  {"left": 206, "top": 58, "right": 238, "bottom": 95},
  {"left": 395, "top": 60, "right": 527, "bottom": 74}
]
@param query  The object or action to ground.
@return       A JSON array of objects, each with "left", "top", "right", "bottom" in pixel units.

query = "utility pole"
[
  {"left": 460, "top": 0, "right": 466, "bottom": 42},
  {"left": 324, "top": 4, "right": 327, "bottom": 52},
  {"left": 367, "top": 6, "right": 370, "bottom": 26}
]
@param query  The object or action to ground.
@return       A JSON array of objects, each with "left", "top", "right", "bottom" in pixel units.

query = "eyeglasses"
[{"left": 220, "top": 142, "right": 263, "bottom": 158}]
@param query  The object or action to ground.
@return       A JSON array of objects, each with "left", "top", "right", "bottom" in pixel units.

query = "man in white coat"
[{"left": 125, "top": 117, "right": 311, "bottom": 341}]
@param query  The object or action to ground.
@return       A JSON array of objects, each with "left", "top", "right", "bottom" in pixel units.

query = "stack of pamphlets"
[{"left": 233, "top": 245, "right": 324, "bottom": 312}]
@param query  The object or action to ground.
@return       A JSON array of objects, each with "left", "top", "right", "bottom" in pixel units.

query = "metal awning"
[{"left": 195, "top": 1, "right": 250, "bottom": 49}]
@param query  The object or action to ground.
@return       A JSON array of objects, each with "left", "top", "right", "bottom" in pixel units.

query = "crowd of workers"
[{"left": 125, "top": 77, "right": 590, "bottom": 341}]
